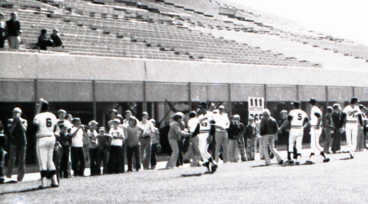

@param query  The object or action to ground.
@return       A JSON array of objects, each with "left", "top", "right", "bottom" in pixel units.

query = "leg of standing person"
[
  {"left": 0, "top": 147, "right": 5, "bottom": 183},
  {"left": 227, "top": 139, "right": 235, "bottom": 162},
  {"left": 134, "top": 145, "right": 141, "bottom": 171},
  {"left": 127, "top": 146, "right": 133, "bottom": 172},
  {"left": 79, "top": 148, "right": 85, "bottom": 176},
  {"left": 166, "top": 139, "right": 179, "bottom": 169},
  {"left": 37, "top": 138, "right": 48, "bottom": 187},
  {"left": 191, "top": 136, "right": 201, "bottom": 166},
  {"left": 269, "top": 135, "right": 283, "bottom": 163},
  {"left": 121, "top": 143, "right": 126, "bottom": 173},
  {"left": 151, "top": 143, "right": 157, "bottom": 169},
  {"left": 17, "top": 145, "right": 26, "bottom": 182},
  {"left": 215, "top": 132, "right": 224, "bottom": 163},
  {"left": 6, "top": 145, "right": 16, "bottom": 179},
  {"left": 145, "top": 138, "right": 151, "bottom": 169},
  {"left": 223, "top": 132, "right": 229, "bottom": 162},
  {"left": 238, "top": 136, "right": 247, "bottom": 161},
  {"left": 324, "top": 128, "right": 332, "bottom": 153},
  {"left": 261, "top": 136, "right": 271, "bottom": 165},
  {"left": 103, "top": 147, "right": 110, "bottom": 174}
]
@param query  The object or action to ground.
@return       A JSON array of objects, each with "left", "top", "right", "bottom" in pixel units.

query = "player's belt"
[
  {"left": 290, "top": 125, "right": 303, "bottom": 128},
  {"left": 199, "top": 130, "right": 209, "bottom": 133},
  {"left": 346, "top": 120, "right": 357, "bottom": 123},
  {"left": 37, "top": 134, "right": 54, "bottom": 138}
]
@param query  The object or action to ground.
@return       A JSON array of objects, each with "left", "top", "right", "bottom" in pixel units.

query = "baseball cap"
[
  {"left": 88, "top": 120, "right": 98, "bottom": 126},
  {"left": 309, "top": 98, "right": 317, "bottom": 104},
  {"left": 112, "top": 118, "right": 120, "bottom": 124},
  {"left": 233, "top": 114, "right": 240, "bottom": 119},
  {"left": 13, "top": 107, "right": 22, "bottom": 113},
  {"left": 57, "top": 109, "right": 67, "bottom": 114},
  {"left": 351, "top": 97, "right": 358, "bottom": 104},
  {"left": 219, "top": 105, "right": 225, "bottom": 110}
]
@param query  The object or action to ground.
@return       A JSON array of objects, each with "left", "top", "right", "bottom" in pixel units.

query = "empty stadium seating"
[{"left": 0, "top": 0, "right": 322, "bottom": 67}]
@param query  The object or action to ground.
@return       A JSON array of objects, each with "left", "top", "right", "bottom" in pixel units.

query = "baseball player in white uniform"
[
  {"left": 288, "top": 102, "right": 308, "bottom": 164},
  {"left": 343, "top": 97, "right": 362, "bottom": 159},
  {"left": 33, "top": 98, "right": 59, "bottom": 188},
  {"left": 306, "top": 99, "right": 329, "bottom": 164},
  {"left": 196, "top": 103, "right": 218, "bottom": 173}
]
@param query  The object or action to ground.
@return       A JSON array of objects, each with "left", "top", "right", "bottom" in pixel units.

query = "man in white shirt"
[
  {"left": 343, "top": 97, "right": 362, "bottom": 159},
  {"left": 288, "top": 102, "right": 308, "bottom": 164},
  {"left": 213, "top": 105, "right": 230, "bottom": 163},
  {"left": 306, "top": 99, "right": 330, "bottom": 164},
  {"left": 139, "top": 112, "right": 153, "bottom": 170},
  {"left": 33, "top": 98, "right": 59, "bottom": 188},
  {"left": 187, "top": 111, "right": 201, "bottom": 167},
  {"left": 70, "top": 118, "right": 85, "bottom": 177},
  {"left": 197, "top": 103, "right": 218, "bottom": 173},
  {"left": 108, "top": 119, "right": 125, "bottom": 173}
]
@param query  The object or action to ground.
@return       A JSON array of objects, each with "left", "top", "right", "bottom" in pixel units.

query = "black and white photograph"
[{"left": 1, "top": 0, "right": 368, "bottom": 203}]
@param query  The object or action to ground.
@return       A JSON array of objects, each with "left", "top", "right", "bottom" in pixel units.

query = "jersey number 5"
[
  {"left": 297, "top": 113, "right": 302, "bottom": 120},
  {"left": 46, "top": 118, "right": 52, "bottom": 127}
]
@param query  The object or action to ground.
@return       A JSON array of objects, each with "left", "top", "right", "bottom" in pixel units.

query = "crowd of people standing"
[{"left": 0, "top": 97, "right": 367, "bottom": 188}]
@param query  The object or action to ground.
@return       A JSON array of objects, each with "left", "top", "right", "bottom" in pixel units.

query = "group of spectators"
[
  {"left": 0, "top": 12, "right": 63, "bottom": 50},
  {"left": 0, "top": 98, "right": 367, "bottom": 184}
]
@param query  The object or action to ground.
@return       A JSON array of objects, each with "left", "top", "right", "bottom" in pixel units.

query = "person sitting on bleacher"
[
  {"left": 50, "top": 28, "right": 63, "bottom": 48},
  {"left": 36, "top": 29, "right": 53, "bottom": 50}
]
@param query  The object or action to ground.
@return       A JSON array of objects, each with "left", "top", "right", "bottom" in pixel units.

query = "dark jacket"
[
  {"left": 51, "top": 33, "right": 63, "bottom": 47},
  {"left": 227, "top": 121, "right": 245, "bottom": 140},
  {"left": 332, "top": 111, "right": 346, "bottom": 129},
  {"left": 37, "top": 34, "right": 53, "bottom": 50},
  {"left": 244, "top": 124, "right": 257, "bottom": 139},
  {"left": 260, "top": 117, "right": 279, "bottom": 136},
  {"left": 6, "top": 19, "right": 21, "bottom": 36}
]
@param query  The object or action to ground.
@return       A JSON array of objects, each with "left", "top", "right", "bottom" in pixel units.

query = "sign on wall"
[{"left": 248, "top": 97, "right": 264, "bottom": 121}]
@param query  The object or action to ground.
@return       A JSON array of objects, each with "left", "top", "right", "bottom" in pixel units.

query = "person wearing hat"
[
  {"left": 277, "top": 109, "right": 298, "bottom": 162},
  {"left": 150, "top": 119, "right": 160, "bottom": 169},
  {"left": 227, "top": 114, "right": 245, "bottom": 162},
  {"left": 259, "top": 109, "right": 283, "bottom": 165},
  {"left": 51, "top": 28, "right": 63, "bottom": 48},
  {"left": 0, "top": 12, "right": 6, "bottom": 48},
  {"left": 55, "top": 109, "right": 72, "bottom": 178},
  {"left": 87, "top": 120, "right": 100, "bottom": 175},
  {"left": 6, "top": 107, "right": 28, "bottom": 183},
  {"left": 33, "top": 98, "right": 59, "bottom": 188},
  {"left": 213, "top": 105, "right": 230, "bottom": 163},
  {"left": 331, "top": 104, "right": 346, "bottom": 153},
  {"left": 139, "top": 112, "right": 154, "bottom": 170},
  {"left": 323, "top": 106, "right": 334, "bottom": 154},
  {"left": 241, "top": 115, "right": 257, "bottom": 161},
  {"left": 343, "top": 97, "right": 362, "bottom": 159},
  {"left": 70, "top": 117, "right": 85, "bottom": 176},
  {"left": 5, "top": 12, "right": 21, "bottom": 49},
  {"left": 108, "top": 119, "right": 125, "bottom": 173},
  {"left": 126, "top": 117, "right": 142, "bottom": 172},
  {"left": 306, "top": 99, "right": 329, "bottom": 164},
  {"left": 166, "top": 112, "right": 192, "bottom": 169},
  {"left": 196, "top": 104, "right": 218, "bottom": 173},
  {"left": 96, "top": 127, "right": 111, "bottom": 174},
  {"left": 288, "top": 102, "right": 308, "bottom": 164}
]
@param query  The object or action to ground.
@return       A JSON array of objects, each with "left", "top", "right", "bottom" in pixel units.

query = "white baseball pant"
[
  {"left": 37, "top": 136, "right": 56, "bottom": 171},
  {"left": 345, "top": 122, "right": 358, "bottom": 154},
  {"left": 289, "top": 127, "right": 304, "bottom": 159}
]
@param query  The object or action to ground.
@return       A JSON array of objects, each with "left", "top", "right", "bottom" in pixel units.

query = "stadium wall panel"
[
  {"left": 327, "top": 86, "right": 353, "bottom": 102},
  {"left": 230, "top": 84, "right": 264, "bottom": 101},
  {"left": 353, "top": 87, "right": 368, "bottom": 101},
  {"left": 207, "top": 83, "right": 229, "bottom": 102},
  {"left": 37, "top": 80, "right": 93, "bottom": 102},
  {"left": 0, "top": 79, "right": 34, "bottom": 102},
  {"left": 266, "top": 85, "right": 297, "bottom": 101},
  {"left": 299, "top": 86, "right": 326, "bottom": 101},
  {"left": 95, "top": 81, "right": 144, "bottom": 102},
  {"left": 191, "top": 83, "right": 208, "bottom": 102},
  {"left": 145, "top": 82, "right": 189, "bottom": 102}
]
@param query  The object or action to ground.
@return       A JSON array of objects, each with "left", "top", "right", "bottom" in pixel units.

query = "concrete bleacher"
[{"left": 0, "top": 0, "right": 318, "bottom": 67}]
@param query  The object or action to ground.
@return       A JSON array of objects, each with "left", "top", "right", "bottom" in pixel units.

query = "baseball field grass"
[{"left": 1, "top": 151, "right": 368, "bottom": 204}]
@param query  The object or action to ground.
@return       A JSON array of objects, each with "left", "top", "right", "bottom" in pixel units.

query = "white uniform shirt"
[
  {"left": 187, "top": 117, "right": 200, "bottom": 133},
  {"left": 139, "top": 121, "right": 154, "bottom": 137},
  {"left": 343, "top": 105, "right": 361, "bottom": 122},
  {"left": 213, "top": 112, "right": 230, "bottom": 130},
  {"left": 70, "top": 126, "right": 84, "bottom": 147},
  {"left": 289, "top": 109, "right": 308, "bottom": 127},
  {"left": 310, "top": 106, "right": 322, "bottom": 126},
  {"left": 55, "top": 119, "right": 72, "bottom": 136},
  {"left": 109, "top": 127, "right": 125, "bottom": 146},
  {"left": 198, "top": 111, "right": 213, "bottom": 132},
  {"left": 33, "top": 112, "right": 58, "bottom": 137}
]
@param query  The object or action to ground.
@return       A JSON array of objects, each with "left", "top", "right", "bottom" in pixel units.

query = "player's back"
[
  {"left": 34, "top": 112, "right": 58, "bottom": 137},
  {"left": 289, "top": 109, "right": 307, "bottom": 127}
]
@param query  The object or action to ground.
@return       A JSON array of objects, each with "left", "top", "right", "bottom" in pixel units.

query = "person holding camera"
[{"left": 6, "top": 107, "right": 27, "bottom": 183}]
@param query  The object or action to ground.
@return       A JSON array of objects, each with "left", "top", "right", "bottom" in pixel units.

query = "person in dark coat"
[
  {"left": 5, "top": 12, "right": 21, "bottom": 49},
  {"left": 50, "top": 28, "right": 63, "bottom": 47},
  {"left": 331, "top": 104, "right": 346, "bottom": 153},
  {"left": 37, "top": 29, "right": 53, "bottom": 50}
]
